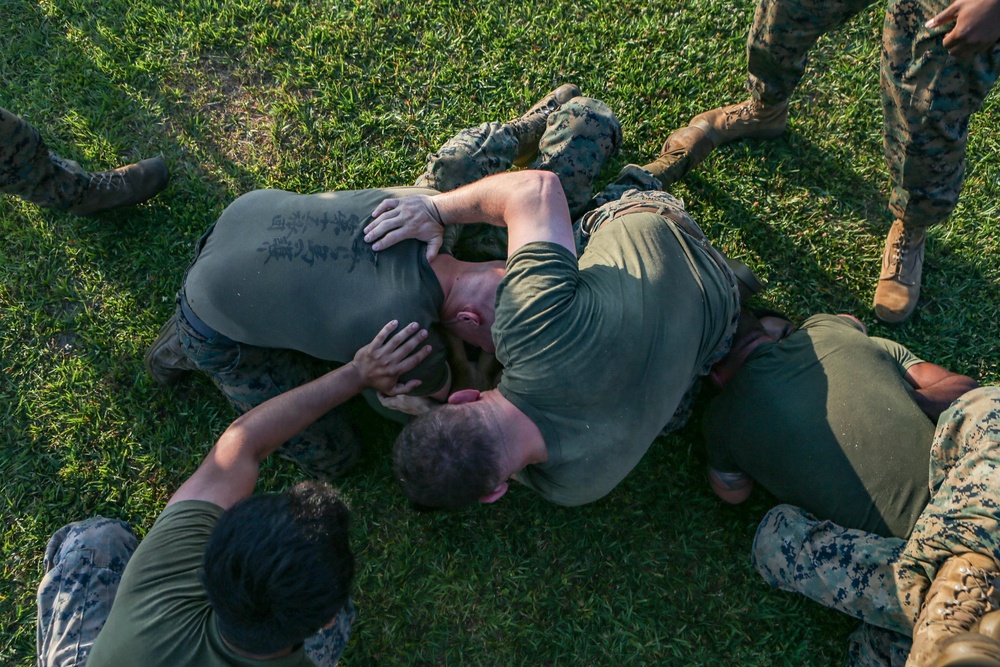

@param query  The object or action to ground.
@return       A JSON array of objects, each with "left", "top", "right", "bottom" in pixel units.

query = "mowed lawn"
[{"left": 2, "top": 0, "right": 998, "bottom": 665}]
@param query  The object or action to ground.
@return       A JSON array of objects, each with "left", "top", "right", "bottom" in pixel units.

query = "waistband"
[{"left": 178, "top": 292, "right": 222, "bottom": 340}]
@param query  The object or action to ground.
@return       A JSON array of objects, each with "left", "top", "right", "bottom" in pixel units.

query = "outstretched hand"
[
  {"left": 927, "top": 0, "right": 1000, "bottom": 58},
  {"left": 365, "top": 195, "right": 445, "bottom": 261},
  {"left": 352, "top": 320, "right": 432, "bottom": 396}
]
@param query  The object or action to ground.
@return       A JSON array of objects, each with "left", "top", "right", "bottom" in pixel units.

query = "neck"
[
  {"left": 221, "top": 636, "right": 294, "bottom": 660},
  {"left": 430, "top": 254, "right": 503, "bottom": 321},
  {"left": 479, "top": 389, "right": 548, "bottom": 475}
]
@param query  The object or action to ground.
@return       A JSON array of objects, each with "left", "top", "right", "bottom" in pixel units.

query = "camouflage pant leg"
[
  {"left": 176, "top": 303, "right": 360, "bottom": 478},
  {"left": 0, "top": 107, "right": 90, "bottom": 210},
  {"left": 746, "top": 0, "right": 877, "bottom": 105},
  {"left": 881, "top": 0, "right": 1000, "bottom": 227},
  {"left": 847, "top": 622, "right": 911, "bottom": 667},
  {"left": 751, "top": 504, "right": 913, "bottom": 634},
  {"left": 415, "top": 98, "right": 621, "bottom": 261},
  {"left": 893, "top": 387, "right": 1000, "bottom": 609},
  {"left": 588, "top": 164, "right": 663, "bottom": 213},
  {"left": 303, "top": 598, "right": 356, "bottom": 666},
  {"left": 36, "top": 517, "right": 138, "bottom": 667}
]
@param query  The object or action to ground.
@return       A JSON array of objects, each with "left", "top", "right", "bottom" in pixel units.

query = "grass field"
[{"left": 2, "top": 0, "right": 998, "bottom": 664}]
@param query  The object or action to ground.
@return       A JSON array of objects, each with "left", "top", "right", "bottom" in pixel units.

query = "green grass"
[{"left": 2, "top": 0, "right": 998, "bottom": 665}]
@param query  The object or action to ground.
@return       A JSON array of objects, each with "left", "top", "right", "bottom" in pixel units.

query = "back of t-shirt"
[{"left": 704, "top": 314, "right": 934, "bottom": 538}]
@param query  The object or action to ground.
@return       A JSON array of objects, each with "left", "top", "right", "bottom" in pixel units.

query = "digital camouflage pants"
[
  {"left": 414, "top": 96, "right": 666, "bottom": 262},
  {"left": 752, "top": 386, "right": 1000, "bottom": 667},
  {"left": 0, "top": 107, "right": 92, "bottom": 211},
  {"left": 746, "top": 0, "right": 999, "bottom": 228},
  {"left": 36, "top": 516, "right": 355, "bottom": 666}
]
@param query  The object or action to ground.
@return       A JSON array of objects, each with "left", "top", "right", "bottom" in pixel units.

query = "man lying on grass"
[
  {"left": 703, "top": 310, "right": 1000, "bottom": 667},
  {"left": 36, "top": 319, "right": 431, "bottom": 667}
]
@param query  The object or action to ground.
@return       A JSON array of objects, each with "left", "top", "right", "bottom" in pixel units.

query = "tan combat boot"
[
  {"left": 688, "top": 98, "right": 789, "bottom": 147},
  {"left": 873, "top": 220, "right": 926, "bottom": 324},
  {"left": 68, "top": 157, "right": 169, "bottom": 216},
  {"left": 930, "top": 633, "right": 1000, "bottom": 667},
  {"left": 907, "top": 553, "right": 1000, "bottom": 667},
  {"left": 641, "top": 126, "right": 716, "bottom": 190},
  {"left": 507, "top": 84, "right": 581, "bottom": 167}
]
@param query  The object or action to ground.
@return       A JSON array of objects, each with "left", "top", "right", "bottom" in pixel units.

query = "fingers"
[
  {"left": 369, "top": 198, "right": 399, "bottom": 222},
  {"left": 371, "top": 319, "right": 400, "bottom": 347},
  {"left": 364, "top": 211, "right": 403, "bottom": 245},
  {"left": 926, "top": 3, "right": 957, "bottom": 28},
  {"left": 425, "top": 235, "right": 443, "bottom": 262}
]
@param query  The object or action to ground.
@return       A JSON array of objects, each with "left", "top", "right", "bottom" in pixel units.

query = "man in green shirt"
[
  {"left": 37, "top": 320, "right": 431, "bottom": 667},
  {"left": 363, "top": 168, "right": 741, "bottom": 508},
  {"left": 703, "top": 311, "right": 1000, "bottom": 666}
]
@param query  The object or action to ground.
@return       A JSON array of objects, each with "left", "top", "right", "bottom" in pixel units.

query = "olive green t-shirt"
[
  {"left": 496, "top": 212, "right": 737, "bottom": 506},
  {"left": 88, "top": 500, "right": 316, "bottom": 667},
  {"left": 184, "top": 187, "right": 448, "bottom": 395},
  {"left": 703, "top": 314, "right": 935, "bottom": 538}
]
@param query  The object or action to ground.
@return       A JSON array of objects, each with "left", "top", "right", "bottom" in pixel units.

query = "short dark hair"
[
  {"left": 393, "top": 403, "right": 503, "bottom": 510},
  {"left": 201, "top": 482, "right": 354, "bottom": 655}
]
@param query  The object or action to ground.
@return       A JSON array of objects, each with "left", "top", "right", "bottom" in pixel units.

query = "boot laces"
[
  {"left": 935, "top": 567, "right": 999, "bottom": 632},
  {"left": 727, "top": 99, "right": 764, "bottom": 122},
  {"left": 87, "top": 169, "right": 127, "bottom": 192}
]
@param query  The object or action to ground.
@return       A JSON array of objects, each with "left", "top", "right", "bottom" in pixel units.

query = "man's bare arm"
[
  {"left": 167, "top": 321, "right": 432, "bottom": 510},
  {"left": 904, "top": 361, "right": 979, "bottom": 421},
  {"left": 708, "top": 467, "right": 755, "bottom": 504},
  {"left": 365, "top": 171, "right": 575, "bottom": 259}
]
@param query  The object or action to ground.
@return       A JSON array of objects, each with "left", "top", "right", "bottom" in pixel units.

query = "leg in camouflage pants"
[
  {"left": 0, "top": 107, "right": 92, "bottom": 211},
  {"left": 36, "top": 517, "right": 355, "bottom": 666},
  {"left": 752, "top": 386, "right": 1000, "bottom": 666},
  {"left": 415, "top": 96, "right": 624, "bottom": 262},
  {"left": 746, "top": 0, "right": 1000, "bottom": 228}
]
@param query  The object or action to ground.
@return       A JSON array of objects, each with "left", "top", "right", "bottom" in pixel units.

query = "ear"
[
  {"left": 456, "top": 310, "right": 481, "bottom": 326},
  {"left": 448, "top": 388, "right": 481, "bottom": 404},
  {"left": 708, "top": 365, "right": 727, "bottom": 390},
  {"left": 479, "top": 481, "right": 509, "bottom": 504}
]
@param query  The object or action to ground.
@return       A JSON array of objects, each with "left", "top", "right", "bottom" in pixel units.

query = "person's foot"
[
  {"left": 688, "top": 98, "right": 788, "bottom": 147},
  {"left": 641, "top": 126, "right": 716, "bottom": 189},
  {"left": 873, "top": 220, "right": 926, "bottom": 324},
  {"left": 908, "top": 553, "right": 1000, "bottom": 667},
  {"left": 507, "top": 84, "right": 581, "bottom": 167},
  {"left": 144, "top": 315, "right": 196, "bottom": 386},
  {"left": 929, "top": 632, "right": 1000, "bottom": 667},
  {"left": 68, "top": 157, "right": 169, "bottom": 216}
]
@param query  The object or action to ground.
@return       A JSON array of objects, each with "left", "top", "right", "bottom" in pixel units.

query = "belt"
[{"left": 178, "top": 293, "right": 221, "bottom": 340}]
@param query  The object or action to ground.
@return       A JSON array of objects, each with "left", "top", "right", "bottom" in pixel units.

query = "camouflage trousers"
[
  {"left": 746, "top": 0, "right": 1000, "bottom": 227},
  {"left": 174, "top": 293, "right": 361, "bottom": 479},
  {"left": 0, "top": 107, "right": 91, "bottom": 211},
  {"left": 36, "top": 516, "right": 355, "bottom": 666},
  {"left": 414, "top": 96, "right": 667, "bottom": 261},
  {"left": 752, "top": 386, "right": 1000, "bottom": 667}
]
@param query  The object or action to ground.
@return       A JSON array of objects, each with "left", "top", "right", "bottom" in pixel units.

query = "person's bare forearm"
[
  {"left": 913, "top": 375, "right": 980, "bottom": 421},
  {"left": 434, "top": 171, "right": 553, "bottom": 227}
]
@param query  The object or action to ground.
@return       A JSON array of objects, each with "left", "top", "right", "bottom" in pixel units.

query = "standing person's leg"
[
  {"left": 36, "top": 517, "right": 138, "bottom": 667},
  {"left": 1, "top": 107, "right": 90, "bottom": 210},
  {"left": 688, "top": 0, "right": 876, "bottom": 145},
  {"left": 873, "top": 0, "right": 1000, "bottom": 322},
  {"left": 0, "top": 107, "right": 167, "bottom": 215}
]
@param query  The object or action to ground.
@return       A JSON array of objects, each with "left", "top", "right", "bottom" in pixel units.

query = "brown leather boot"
[
  {"left": 641, "top": 126, "right": 716, "bottom": 189},
  {"left": 67, "top": 157, "right": 169, "bottom": 216},
  {"left": 507, "top": 84, "right": 581, "bottom": 167},
  {"left": 930, "top": 633, "right": 1000, "bottom": 667},
  {"left": 907, "top": 554, "right": 1000, "bottom": 667},
  {"left": 688, "top": 98, "right": 788, "bottom": 147},
  {"left": 873, "top": 220, "right": 926, "bottom": 324}
]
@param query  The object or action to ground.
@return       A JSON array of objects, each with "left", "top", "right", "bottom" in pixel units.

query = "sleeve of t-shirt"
[
  {"left": 702, "top": 410, "right": 743, "bottom": 474},
  {"left": 494, "top": 242, "right": 578, "bottom": 375},
  {"left": 869, "top": 336, "right": 925, "bottom": 375}
]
